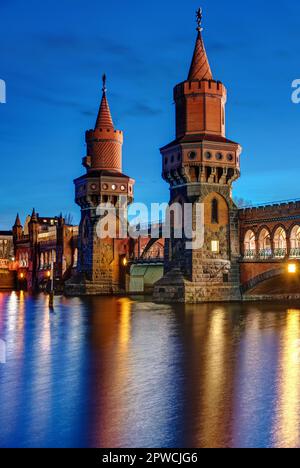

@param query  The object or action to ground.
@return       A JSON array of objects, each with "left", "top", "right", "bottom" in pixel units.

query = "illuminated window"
[{"left": 211, "top": 240, "right": 220, "bottom": 253}]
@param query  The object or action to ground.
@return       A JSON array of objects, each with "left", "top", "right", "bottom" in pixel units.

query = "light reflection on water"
[{"left": 0, "top": 292, "right": 300, "bottom": 448}]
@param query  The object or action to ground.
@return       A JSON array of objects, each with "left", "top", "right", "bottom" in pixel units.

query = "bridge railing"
[
  {"left": 259, "top": 249, "right": 273, "bottom": 260},
  {"left": 290, "top": 248, "right": 300, "bottom": 258},
  {"left": 243, "top": 248, "right": 300, "bottom": 261},
  {"left": 273, "top": 248, "right": 287, "bottom": 258}
]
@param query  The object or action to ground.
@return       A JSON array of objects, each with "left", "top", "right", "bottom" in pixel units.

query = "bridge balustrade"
[
  {"left": 273, "top": 248, "right": 287, "bottom": 258},
  {"left": 290, "top": 248, "right": 300, "bottom": 258},
  {"left": 244, "top": 250, "right": 256, "bottom": 259},
  {"left": 243, "top": 248, "right": 300, "bottom": 261},
  {"left": 259, "top": 249, "right": 273, "bottom": 260}
]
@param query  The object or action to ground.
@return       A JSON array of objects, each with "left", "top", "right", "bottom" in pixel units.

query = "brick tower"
[
  {"left": 154, "top": 9, "right": 242, "bottom": 303},
  {"left": 66, "top": 75, "right": 135, "bottom": 295}
]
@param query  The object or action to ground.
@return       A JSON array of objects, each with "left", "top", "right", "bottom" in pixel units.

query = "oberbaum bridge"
[{"left": 1, "top": 10, "right": 300, "bottom": 303}]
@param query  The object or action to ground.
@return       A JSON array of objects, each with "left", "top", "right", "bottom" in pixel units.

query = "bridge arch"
[
  {"left": 242, "top": 266, "right": 285, "bottom": 293},
  {"left": 141, "top": 238, "right": 164, "bottom": 260}
]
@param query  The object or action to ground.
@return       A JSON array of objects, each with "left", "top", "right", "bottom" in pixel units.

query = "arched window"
[
  {"left": 273, "top": 227, "right": 287, "bottom": 258},
  {"left": 290, "top": 225, "right": 300, "bottom": 258},
  {"left": 211, "top": 198, "right": 219, "bottom": 224},
  {"left": 244, "top": 230, "right": 256, "bottom": 258},
  {"left": 258, "top": 229, "right": 272, "bottom": 259}
]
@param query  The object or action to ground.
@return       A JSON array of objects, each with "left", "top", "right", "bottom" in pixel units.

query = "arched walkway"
[
  {"left": 290, "top": 225, "right": 300, "bottom": 258},
  {"left": 273, "top": 227, "right": 287, "bottom": 258},
  {"left": 244, "top": 230, "right": 256, "bottom": 258},
  {"left": 258, "top": 229, "right": 272, "bottom": 259}
]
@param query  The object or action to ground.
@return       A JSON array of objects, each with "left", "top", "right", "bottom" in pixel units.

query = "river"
[{"left": 0, "top": 291, "right": 300, "bottom": 448}]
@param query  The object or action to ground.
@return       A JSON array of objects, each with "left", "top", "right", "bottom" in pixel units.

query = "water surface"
[{"left": 0, "top": 291, "right": 300, "bottom": 448}]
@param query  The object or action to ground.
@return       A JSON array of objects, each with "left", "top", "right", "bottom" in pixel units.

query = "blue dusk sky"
[{"left": 0, "top": 0, "right": 300, "bottom": 229}]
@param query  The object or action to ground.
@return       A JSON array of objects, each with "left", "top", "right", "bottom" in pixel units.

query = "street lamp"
[{"left": 288, "top": 263, "right": 297, "bottom": 274}]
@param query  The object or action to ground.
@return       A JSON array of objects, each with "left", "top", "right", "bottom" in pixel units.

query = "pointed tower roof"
[
  {"left": 30, "top": 208, "right": 38, "bottom": 223},
  {"left": 188, "top": 8, "right": 213, "bottom": 81},
  {"left": 95, "top": 74, "right": 114, "bottom": 130},
  {"left": 13, "top": 213, "right": 22, "bottom": 227}
]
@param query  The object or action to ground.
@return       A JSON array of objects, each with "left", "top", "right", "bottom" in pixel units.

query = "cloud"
[
  {"left": 123, "top": 102, "right": 163, "bottom": 117},
  {"left": 28, "top": 93, "right": 79, "bottom": 109},
  {"left": 38, "top": 33, "right": 133, "bottom": 57}
]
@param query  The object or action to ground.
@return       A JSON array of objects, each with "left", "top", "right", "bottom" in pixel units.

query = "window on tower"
[
  {"left": 188, "top": 151, "right": 197, "bottom": 160},
  {"left": 211, "top": 198, "right": 219, "bottom": 224},
  {"left": 211, "top": 240, "right": 220, "bottom": 253}
]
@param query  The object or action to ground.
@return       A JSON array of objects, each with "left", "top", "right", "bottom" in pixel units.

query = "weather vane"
[
  {"left": 196, "top": 7, "right": 203, "bottom": 32},
  {"left": 102, "top": 73, "right": 107, "bottom": 93}
]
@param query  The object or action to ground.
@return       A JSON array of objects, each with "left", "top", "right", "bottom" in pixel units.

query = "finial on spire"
[
  {"left": 95, "top": 74, "right": 114, "bottom": 129},
  {"left": 102, "top": 73, "right": 107, "bottom": 94},
  {"left": 188, "top": 7, "right": 213, "bottom": 81},
  {"left": 196, "top": 7, "right": 203, "bottom": 32}
]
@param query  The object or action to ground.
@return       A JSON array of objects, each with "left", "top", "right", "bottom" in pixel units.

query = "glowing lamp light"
[
  {"left": 122, "top": 257, "right": 128, "bottom": 267},
  {"left": 20, "top": 273, "right": 24, "bottom": 279},
  {"left": 288, "top": 263, "right": 297, "bottom": 274},
  {"left": 211, "top": 240, "right": 220, "bottom": 253},
  {"left": 47, "top": 271, "right": 51, "bottom": 278}
]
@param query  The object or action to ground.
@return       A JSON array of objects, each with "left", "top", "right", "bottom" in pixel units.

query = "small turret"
[
  {"left": 29, "top": 208, "right": 39, "bottom": 244},
  {"left": 12, "top": 213, "right": 23, "bottom": 241}
]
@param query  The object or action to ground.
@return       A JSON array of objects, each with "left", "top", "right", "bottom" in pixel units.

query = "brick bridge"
[
  {"left": 132, "top": 200, "right": 300, "bottom": 296},
  {"left": 239, "top": 200, "right": 300, "bottom": 295}
]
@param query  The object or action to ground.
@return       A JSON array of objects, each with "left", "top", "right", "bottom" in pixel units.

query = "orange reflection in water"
[
  {"left": 193, "top": 307, "right": 234, "bottom": 448},
  {"left": 273, "top": 309, "right": 300, "bottom": 448},
  {"left": 91, "top": 297, "right": 133, "bottom": 448}
]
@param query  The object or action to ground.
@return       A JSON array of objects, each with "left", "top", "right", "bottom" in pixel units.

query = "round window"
[
  {"left": 90, "top": 183, "right": 97, "bottom": 191},
  {"left": 216, "top": 153, "right": 223, "bottom": 161},
  {"left": 205, "top": 152, "right": 212, "bottom": 160},
  {"left": 227, "top": 153, "right": 233, "bottom": 162},
  {"left": 112, "top": 184, "right": 117, "bottom": 191},
  {"left": 188, "top": 151, "right": 197, "bottom": 160},
  {"left": 102, "top": 184, "right": 108, "bottom": 190},
  {"left": 120, "top": 185, "right": 126, "bottom": 191}
]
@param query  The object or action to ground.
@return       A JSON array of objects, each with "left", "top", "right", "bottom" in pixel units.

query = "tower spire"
[
  {"left": 95, "top": 74, "right": 114, "bottom": 130},
  {"left": 14, "top": 213, "right": 22, "bottom": 227},
  {"left": 188, "top": 8, "right": 213, "bottom": 81},
  {"left": 30, "top": 208, "right": 38, "bottom": 223}
]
